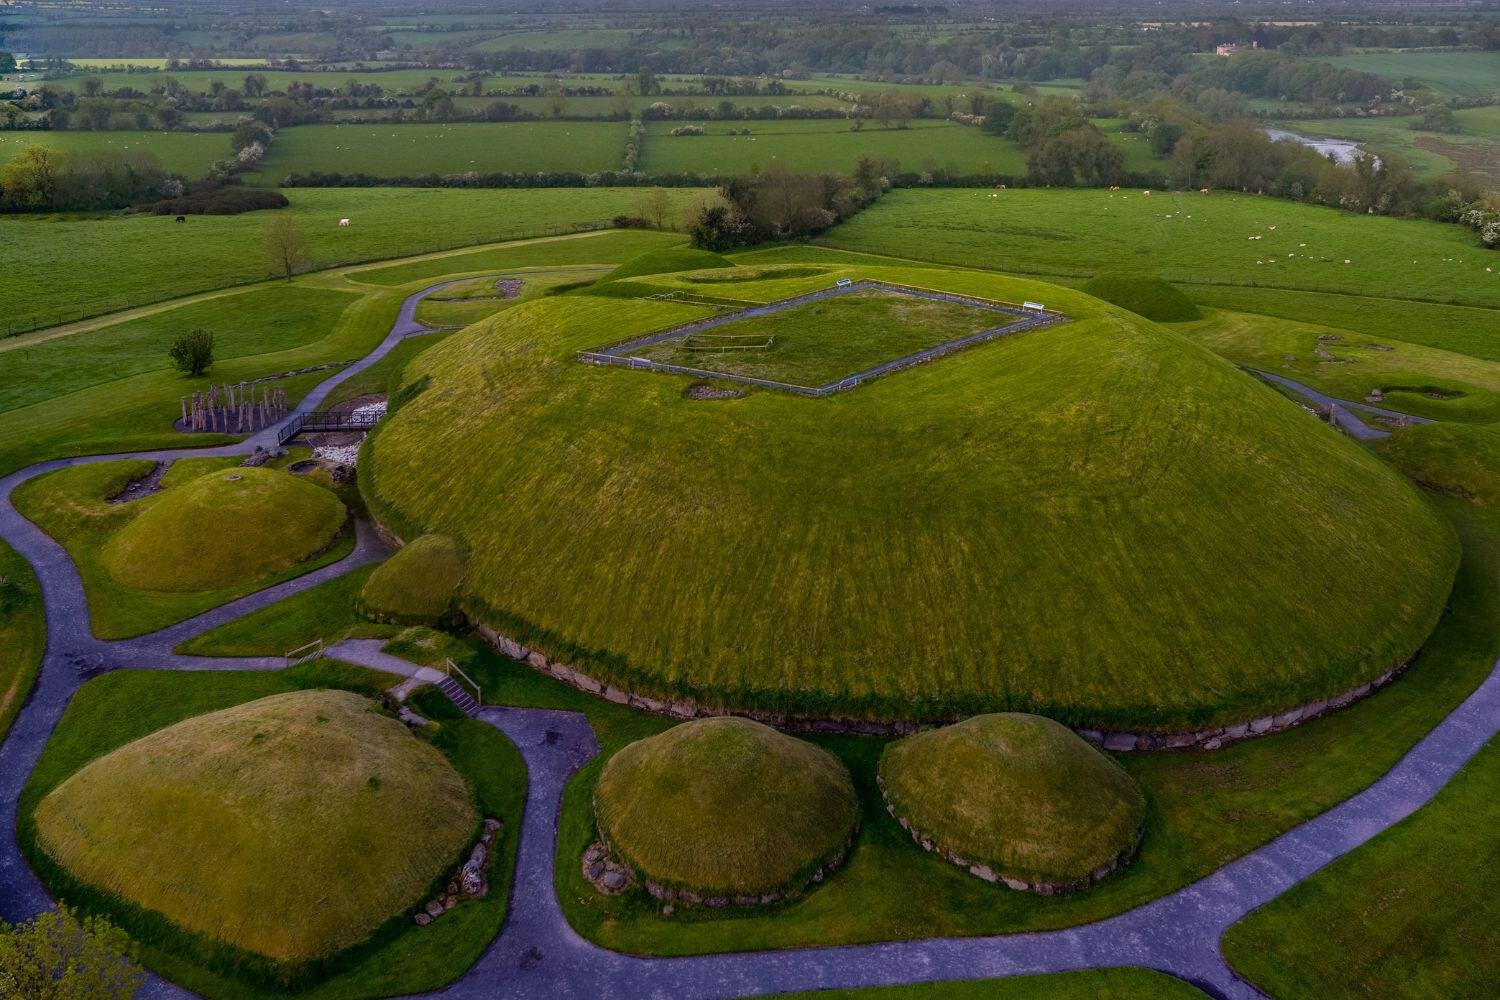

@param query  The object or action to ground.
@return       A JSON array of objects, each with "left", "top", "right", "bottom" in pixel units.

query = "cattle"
[
  {"left": 175, "top": 215, "right": 186, "bottom": 223},
  {"left": 1200, "top": 188, "right": 1211, "bottom": 196}
]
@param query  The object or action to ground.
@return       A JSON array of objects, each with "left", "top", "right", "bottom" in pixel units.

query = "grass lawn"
[
  {"left": 1375, "top": 423, "right": 1500, "bottom": 506},
  {"left": 255, "top": 121, "right": 630, "bottom": 183},
  {"left": 33, "top": 689, "right": 476, "bottom": 965},
  {"left": 781, "top": 969, "right": 1210, "bottom": 999},
  {"left": 0, "top": 539, "right": 45, "bottom": 741},
  {"left": 176, "top": 564, "right": 394, "bottom": 656},
  {"left": 1180, "top": 308, "right": 1500, "bottom": 423},
  {"left": 817, "top": 188, "right": 1500, "bottom": 311},
  {"left": 1222, "top": 734, "right": 1500, "bottom": 998},
  {"left": 18, "top": 664, "right": 526, "bottom": 998},
  {"left": 1323, "top": 50, "right": 1500, "bottom": 100},
  {"left": 0, "top": 130, "right": 230, "bottom": 177},
  {"left": 367, "top": 262, "right": 1455, "bottom": 731},
  {"left": 0, "top": 188, "right": 705, "bottom": 332},
  {"left": 639, "top": 120, "right": 1027, "bottom": 176},
  {"left": 623, "top": 287, "right": 1018, "bottom": 388},
  {"left": 413, "top": 268, "right": 604, "bottom": 328},
  {"left": 10, "top": 460, "right": 355, "bottom": 639}
]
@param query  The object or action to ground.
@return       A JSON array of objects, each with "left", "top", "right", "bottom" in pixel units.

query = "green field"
[
  {"left": 0, "top": 187, "right": 704, "bottom": 331},
  {"left": 624, "top": 287, "right": 1015, "bottom": 387},
  {"left": 1272, "top": 112, "right": 1500, "bottom": 185},
  {"left": 1223, "top": 734, "right": 1500, "bottom": 998},
  {"left": 0, "top": 129, "right": 230, "bottom": 177},
  {"left": 367, "top": 261, "right": 1455, "bottom": 731},
  {"left": 34, "top": 68, "right": 478, "bottom": 95},
  {"left": 257, "top": 121, "right": 630, "bottom": 182},
  {"left": 640, "top": 120, "right": 1025, "bottom": 176},
  {"left": 817, "top": 189, "right": 1500, "bottom": 310},
  {"left": 1323, "top": 50, "right": 1500, "bottom": 99},
  {"left": 0, "top": 540, "right": 45, "bottom": 741}
]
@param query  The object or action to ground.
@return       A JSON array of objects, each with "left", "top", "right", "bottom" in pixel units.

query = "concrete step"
[{"left": 436, "top": 676, "right": 479, "bottom": 716}]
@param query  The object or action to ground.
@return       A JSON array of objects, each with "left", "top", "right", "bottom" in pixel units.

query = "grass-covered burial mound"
[
  {"left": 365, "top": 262, "right": 1456, "bottom": 732},
  {"left": 593, "top": 718, "right": 858, "bottom": 903},
  {"left": 101, "top": 467, "right": 345, "bottom": 592},
  {"left": 1079, "top": 271, "right": 1201, "bottom": 322},
  {"left": 879, "top": 714, "right": 1146, "bottom": 892},
  {"left": 359, "top": 533, "right": 466, "bottom": 626},
  {"left": 32, "top": 689, "right": 477, "bottom": 965}
]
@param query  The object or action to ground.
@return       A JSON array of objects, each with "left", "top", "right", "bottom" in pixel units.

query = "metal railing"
[
  {"left": 284, "top": 638, "right": 324, "bottom": 669},
  {"left": 276, "top": 408, "right": 383, "bottom": 445},
  {"left": 443, "top": 657, "right": 482, "bottom": 706}
]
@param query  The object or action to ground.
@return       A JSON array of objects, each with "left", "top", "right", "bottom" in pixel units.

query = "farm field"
[
  {"left": 0, "top": 187, "right": 704, "bottom": 331},
  {"left": 640, "top": 120, "right": 1026, "bottom": 176},
  {"left": 0, "top": 129, "right": 230, "bottom": 177},
  {"left": 1323, "top": 50, "right": 1500, "bottom": 99},
  {"left": 817, "top": 188, "right": 1500, "bottom": 310},
  {"left": 32, "top": 67, "right": 480, "bottom": 94},
  {"left": 255, "top": 121, "right": 630, "bottom": 181},
  {"left": 1274, "top": 112, "right": 1500, "bottom": 185}
]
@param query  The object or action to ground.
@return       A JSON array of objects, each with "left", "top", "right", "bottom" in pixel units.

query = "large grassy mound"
[
  {"left": 1080, "top": 272, "right": 1201, "bottom": 322},
  {"left": 32, "top": 689, "right": 477, "bottom": 965},
  {"left": 594, "top": 718, "right": 858, "bottom": 899},
  {"left": 365, "top": 262, "right": 1457, "bottom": 730},
  {"left": 879, "top": 714, "right": 1145, "bottom": 889},
  {"left": 604, "top": 247, "right": 733, "bottom": 282},
  {"left": 1375, "top": 423, "right": 1500, "bottom": 505},
  {"left": 100, "top": 467, "right": 346, "bottom": 592},
  {"left": 359, "top": 533, "right": 466, "bottom": 626}
]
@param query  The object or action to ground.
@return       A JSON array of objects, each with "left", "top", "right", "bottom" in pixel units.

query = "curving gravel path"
[
  {"left": 1249, "top": 368, "right": 1433, "bottom": 441},
  {"left": 0, "top": 277, "right": 1496, "bottom": 1000}
]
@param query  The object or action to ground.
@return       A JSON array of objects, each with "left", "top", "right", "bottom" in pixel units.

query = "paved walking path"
[
  {"left": 1249, "top": 369, "right": 1432, "bottom": 441},
  {"left": 0, "top": 277, "right": 1495, "bottom": 1000}
]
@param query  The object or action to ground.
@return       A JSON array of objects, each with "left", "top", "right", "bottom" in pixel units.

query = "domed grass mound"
[
  {"left": 1375, "top": 422, "right": 1500, "bottom": 506},
  {"left": 100, "top": 467, "right": 346, "bottom": 592},
  {"left": 1080, "top": 271, "right": 1201, "bottom": 322},
  {"left": 594, "top": 717, "right": 858, "bottom": 902},
  {"left": 605, "top": 247, "right": 733, "bottom": 282},
  {"left": 359, "top": 533, "right": 466, "bottom": 626},
  {"left": 32, "top": 689, "right": 476, "bottom": 965},
  {"left": 879, "top": 714, "right": 1145, "bottom": 891},
  {"left": 364, "top": 263, "right": 1457, "bottom": 732}
]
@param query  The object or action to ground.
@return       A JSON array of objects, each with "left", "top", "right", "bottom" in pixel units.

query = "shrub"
[
  {"left": 169, "top": 327, "right": 215, "bottom": 376},
  {"left": 0, "top": 907, "right": 144, "bottom": 999}
]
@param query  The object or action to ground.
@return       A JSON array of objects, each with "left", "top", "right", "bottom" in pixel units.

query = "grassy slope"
[
  {"left": 11, "top": 461, "right": 355, "bottom": 639},
  {"left": 1, "top": 188, "right": 705, "bottom": 329},
  {"left": 596, "top": 718, "right": 858, "bottom": 897},
  {"left": 0, "top": 130, "right": 230, "bottom": 176},
  {"left": 369, "top": 263, "right": 1454, "bottom": 730},
  {"left": 177, "top": 564, "right": 394, "bottom": 656},
  {"left": 18, "top": 664, "right": 526, "bottom": 999},
  {"left": 630, "top": 287, "right": 1011, "bottom": 387},
  {"left": 781, "top": 969, "right": 1210, "bottom": 999},
  {"left": 879, "top": 714, "right": 1144, "bottom": 885},
  {"left": 542, "top": 494, "right": 1499, "bottom": 954},
  {"left": 413, "top": 268, "right": 603, "bottom": 328},
  {"left": 344, "top": 228, "right": 682, "bottom": 286},
  {"left": 1222, "top": 734, "right": 1500, "bottom": 999},
  {"left": 817, "top": 189, "right": 1500, "bottom": 310},
  {"left": 0, "top": 539, "right": 45, "bottom": 741},
  {"left": 255, "top": 121, "right": 629, "bottom": 182},
  {"left": 358, "top": 533, "right": 464, "bottom": 625},
  {"left": 1375, "top": 423, "right": 1500, "bottom": 505},
  {"left": 33, "top": 689, "right": 476, "bottom": 964},
  {"left": 1180, "top": 308, "right": 1500, "bottom": 423}
]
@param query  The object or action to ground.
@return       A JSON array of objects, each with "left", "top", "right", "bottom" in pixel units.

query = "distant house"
[{"left": 1215, "top": 43, "right": 1241, "bottom": 57}]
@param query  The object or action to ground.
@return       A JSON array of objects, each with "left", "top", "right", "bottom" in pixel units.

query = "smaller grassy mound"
[
  {"left": 359, "top": 534, "right": 467, "bottom": 626},
  {"left": 605, "top": 247, "right": 732, "bottom": 282},
  {"left": 100, "top": 467, "right": 346, "bottom": 592},
  {"left": 32, "top": 689, "right": 477, "bottom": 967},
  {"left": 594, "top": 717, "right": 858, "bottom": 901},
  {"left": 879, "top": 714, "right": 1145, "bottom": 891},
  {"left": 1375, "top": 422, "right": 1500, "bottom": 505},
  {"left": 1080, "top": 272, "right": 1200, "bottom": 322}
]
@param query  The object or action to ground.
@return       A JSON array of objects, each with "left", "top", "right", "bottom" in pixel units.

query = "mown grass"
[
  {"left": 780, "top": 969, "right": 1210, "bottom": 999},
  {"left": 1323, "top": 50, "right": 1500, "bottom": 99},
  {"left": 604, "top": 247, "right": 732, "bottom": 281},
  {"left": 255, "top": 121, "right": 629, "bottom": 183},
  {"left": 413, "top": 268, "right": 602, "bottom": 328},
  {"left": 817, "top": 188, "right": 1500, "bottom": 310},
  {"left": 1079, "top": 272, "right": 1200, "bottom": 322},
  {"left": 176, "top": 564, "right": 393, "bottom": 656},
  {"left": 640, "top": 119, "right": 1027, "bottom": 176},
  {"left": 343, "top": 228, "right": 684, "bottom": 286},
  {"left": 0, "top": 130, "right": 230, "bottom": 177},
  {"left": 628, "top": 287, "right": 1014, "bottom": 387},
  {"left": 1374, "top": 422, "right": 1500, "bottom": 506},
  {"left": 1, "top": 188, "right": 706, "bottom": 330},
  {"left": 880, "top": 714, "right": 1145, "bottom": 886},
  {"left": 1222, "top": 734, "right": 1500, "bottom": 999},
  {"left": 368, "top": 263, "right": 1454, "bottom": 730},
  {"left": 1181, "top": 308, "right": 1500, "bottom": 422},
  {"left": 99, "top": 467, "right": 347, "bottom": 592},
  {"left": 0, "top": 539, "right": 45, "bottom": 741},
  {"left": 540, "top": 494, "right": 1500, "bottom": 955},
  {"left": 18, "top": 663, "right": 526, "bottom": 999},
  {"left": 596, "top": 718, "right": 859, "bottom": 898},
  {"left": 11, "top": 460, "right": 355, "bottom": 639},
  {"left": 33, "top": 689, "right": 476, "bottom": 964},
  {"left": 358, "top": 533, "right": 465, "bottom": 627}
]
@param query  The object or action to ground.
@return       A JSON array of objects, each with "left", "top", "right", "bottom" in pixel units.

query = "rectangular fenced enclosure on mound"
[{"left": 578, "top": 281, "right": 1068, "bottom": 396}]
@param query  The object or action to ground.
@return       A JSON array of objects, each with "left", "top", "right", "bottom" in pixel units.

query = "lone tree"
[
  {"left": 263, "top": 215, "right": 310, "bottom": 281},
  {"left": 0, "top": 907, "right": 145, "bottom": 1000},
  {"left": 169, "top": 327, "right": 215, "bottom": 377},
  {"left": 634, "top": 188, "right": 673, "bottom": 230}
]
